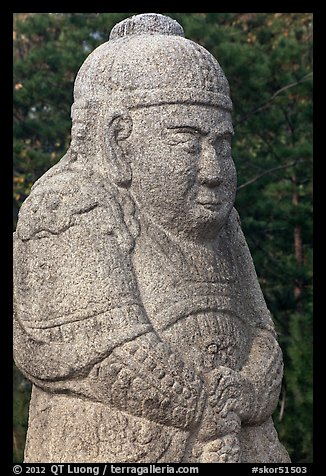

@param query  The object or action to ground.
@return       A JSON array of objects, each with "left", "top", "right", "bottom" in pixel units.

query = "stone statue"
[{"left": 13, "top": 13, "right": 291, "bottom": 463}]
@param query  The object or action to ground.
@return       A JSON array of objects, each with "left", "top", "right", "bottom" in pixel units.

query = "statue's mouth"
[{"left": 197, "top": 201, "right": 220, "bottom": 211}]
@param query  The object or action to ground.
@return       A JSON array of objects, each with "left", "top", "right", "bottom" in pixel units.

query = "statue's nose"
[{"left": 197, "top": 142, "right": 222, "bottom": 187}]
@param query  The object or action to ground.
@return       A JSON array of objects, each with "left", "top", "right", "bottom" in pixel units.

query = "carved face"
[{"left": 123, "top": 104, "right": 237, "bottom": 240}]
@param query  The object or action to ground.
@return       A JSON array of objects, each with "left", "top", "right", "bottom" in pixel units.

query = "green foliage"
[
  {"left": 13, "top": 13, "right": 313, "bottom": 462},
  {"left": 278, "top": 305, "right": 313, "bottom": 462}
]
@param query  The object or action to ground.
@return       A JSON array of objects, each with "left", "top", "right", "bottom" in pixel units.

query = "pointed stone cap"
[
  {"left": 109, "top": 13, "right": 185, "bottom": 40},
  {"left": 74, "top": 13, "right": 232, "bottom": 112}
]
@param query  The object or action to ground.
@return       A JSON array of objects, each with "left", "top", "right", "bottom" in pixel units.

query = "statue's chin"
[
  {"left": 138, "top": 201, "right": 233, "bottom": 243},
  {"left": 187, "top": 220, "right": 226, "bottom": 241},
  {"left": 184, "top": 202, "right": 233, "bottom": 240},
  {"left": 162, "top": 214, "right": 228, "bottom": 243}
]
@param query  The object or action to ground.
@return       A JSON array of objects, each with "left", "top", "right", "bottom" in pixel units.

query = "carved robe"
[{"left": 13, "top": 165, "right": 290, "bottom": 463}]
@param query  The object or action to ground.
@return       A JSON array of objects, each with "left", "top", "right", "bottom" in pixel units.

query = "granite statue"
[{"left": 13, "top": 13, "right": 291, "bottom": 463}]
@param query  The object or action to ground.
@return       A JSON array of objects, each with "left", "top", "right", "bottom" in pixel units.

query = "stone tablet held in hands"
[{"left": 13, "top": 13, "right": 291, "bottom": 463}]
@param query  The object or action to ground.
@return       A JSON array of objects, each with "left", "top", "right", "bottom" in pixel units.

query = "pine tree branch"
[
  {"left": 235, "top": 103, "right": 283, "bottom": 163},
  {"left": 237, "top": 160, "right": 300, "bottom": 190},
  {"left": 235, "top": 72, "right": 313, "bottom": 126}
]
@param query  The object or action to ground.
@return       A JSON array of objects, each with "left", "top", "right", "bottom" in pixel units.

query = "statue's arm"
[
  {"left": 239, "top": 329, "right": 283, "bottom": 425},
  {"left": 86, "top": 330, "right": 206, "bottom": 430},
  {"left": 14, "top": 313, "right": 206, "bottom": 431},
  {"left": 13, "top": 180, "right": 206, "bottom": 431}
]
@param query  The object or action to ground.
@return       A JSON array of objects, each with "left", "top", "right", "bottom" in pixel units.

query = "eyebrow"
[{"left": 165, "top": 122, "right": 234, "bottom": 136}]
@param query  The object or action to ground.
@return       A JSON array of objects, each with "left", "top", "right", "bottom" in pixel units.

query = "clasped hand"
[{"left": 197, "top": 365, "right": 254, "bottom": 443}]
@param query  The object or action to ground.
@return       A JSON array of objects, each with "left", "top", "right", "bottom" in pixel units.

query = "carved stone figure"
[{"left": 13, "top": 13, "right": 291, "bottom": 463}]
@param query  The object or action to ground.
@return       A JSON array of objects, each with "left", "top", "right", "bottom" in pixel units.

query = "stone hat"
[{"left": 73, "top": 13, "right": 232, "bottom": 111}]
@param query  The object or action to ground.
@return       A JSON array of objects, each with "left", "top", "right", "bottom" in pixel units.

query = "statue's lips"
[{"left": 197, "top": 201, "right": 221, "bottom": 211}]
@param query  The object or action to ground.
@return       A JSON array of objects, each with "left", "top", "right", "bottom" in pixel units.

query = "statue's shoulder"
[
  {"left": 15, "top": 168, "right": 118, "bottom": 242},
  {"left": 14, "top": 168, "right": 139, "bottom": 327}
]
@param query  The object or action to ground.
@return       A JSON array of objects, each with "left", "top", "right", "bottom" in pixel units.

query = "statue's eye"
[{"left": 165, "top": 127, "right": 200, "bottom": 146}]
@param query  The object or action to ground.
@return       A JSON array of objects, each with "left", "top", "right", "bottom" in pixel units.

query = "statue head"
[{"left": 70, "top": 13, "right": 237, "bottom": 241}]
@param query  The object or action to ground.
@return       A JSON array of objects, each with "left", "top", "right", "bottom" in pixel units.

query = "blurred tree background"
[{"left": 13, "top": 13, "right": 313, "bottom": 463}]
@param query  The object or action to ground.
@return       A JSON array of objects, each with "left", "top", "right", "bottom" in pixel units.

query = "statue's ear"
[{"left": 105, "top": 111, "right": 133, "bottom": 187}]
